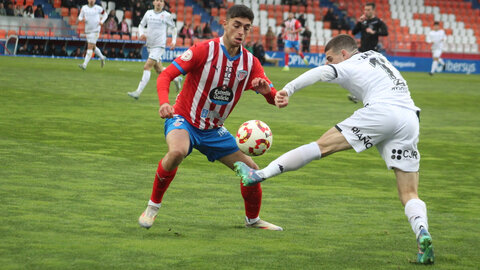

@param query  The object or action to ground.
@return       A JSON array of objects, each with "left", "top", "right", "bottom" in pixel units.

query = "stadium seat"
[
  {"left": 0, "top": 29, "right": 6, "bottom": 39},
  {"left": 53, "top": 0, "right": 61, "bottom": 8},
  {"left": 124, "top": 10, "right": 132, "bottom": 19},
  {"left": 37, "top": 31, "right": 45, "bottom": 37},
  {"left": 7, "top": 30, "right": 17, "bottom": 36},
  {"left": 112, "top": 34, "right": 121, "bottom": 40},
  {"left": 61, "top": 7, "right": 69, "bottom": 17},
  {"left": 18, "top": 30, "right": 25, "bottom": 36},
  {"left": 122, "top": 35, "right": 130, "bottom": 40},
  {"left": 70, "top": 8, "right": 79, "bottom": 17},
  {"left": 26, "top": 30, "right": 35, "bottom": 36}
]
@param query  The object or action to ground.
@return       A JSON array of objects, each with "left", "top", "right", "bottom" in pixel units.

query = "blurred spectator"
[
  {"left": 133, "top": 48, "right": 142, "bottom": 58},
  {"left": 5, "top": 2, "right": 14, "bottom": 16},
  {"left": 102, "top": 48, "right": 108, "bottom": 57},
  {"left": 118, "top": 48, "right": 125, "bottom": 58},
  {"left": 107, "top": 47, "right": 118, "bottom": 58},
  {"left": 330, "top": 14, "right": 339, "bottom": 30},
  {"left": 23, "top": 5, "right": 34, "bottom": 18},
  {"left": 265, "top": 26, "right": 275, "bottom": 51},
  {"left": 203, "top": 22, "right": 213, "bottom": 39},
  {"left": 58, "top": 45, "right": 68, "bottom": 56},
  {"left": 127, "top": 50, "right": 136, "bottom": 59},
  {"left": 119, "top": 16, "right": 130, "bottom": 38},
  {"left": 116, "top": 0, "right": 130, "bottom": 10},
  {"left": 0, "top": 3, "right": 6, "bottom": 16},
  {"left": 276, "top": 32, "right": 284, "bottom": 51},
  {"left": 104, "top": 10, "right": 119, "bottom": 35},
  {"left": 301, "top": 26, "right": 311, "bottom": 52},
  {"left": 179, "top": 23, "right": 194, "bottom": 43},
  {"left": 194, "top": 24, "right": 203, "bottom": 39},
  {"left": 245, "top": 41, "right": 253, "bottom": 53},
  {"left": 34, "top": 5, "right": 45, "bottom": 18},
  {"left": 297, "top": 14, "right": 306, "bottom": 27},
  {"left": 17, "top": 44, "right": 29, "bottom": 55},
  {"left": 132, "top": 9, "right": 142, "bottom": 27},
  {"left": 70, "top": 47, "right": 83, "bottom": 57},
  {"left": 323, "top": 8, "right": 335, "bottom": 23},
  {"left": 46, "top": 44, "right": 57, "bottom": 56},
  {"left": 252, "top": 40, "right": 266, "bottom": 64},
  {"left": 14, "top": 5, "right": 23, "bottom": 16},
  {"left": 62, "top": 0, "right": 76, "bottom": 8},
  {"left": 30, "top": 44, "right": 42, "bottom": 55}
]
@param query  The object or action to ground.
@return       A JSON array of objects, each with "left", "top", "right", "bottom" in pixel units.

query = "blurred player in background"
[
  {"left": 282, "top": 12, "right": 309, "bottom": 71},
  {"left": 137, "top": 5, "right": 283, "bottom": 231},
  {"left": 235, "top": 35, "right": 435, "bottom": 264},
  {"left": 427, "top": 21, "right": 446, "bottom": 76},
  {"left": 77, "top": 0, "right": 107, "bottom": 70},
  {"left": 128, "top": 0, "right": 182, "bottom": 100},
  {"left": 350, "top": 2, "right": 388, "bottom": 103}
]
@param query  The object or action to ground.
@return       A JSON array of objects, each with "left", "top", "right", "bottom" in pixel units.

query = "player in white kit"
[
  {"left": 427, "top": 21, "right": 446, "bottom": 76},
  {"left": 234, "top": 35, "right": 435, "bottom": 264},
  {"left": 128, "top": 0, "right": 182, "bottom": 100},
  {"left": 77, "top": 0, "right": 107, "bottom": 70}
]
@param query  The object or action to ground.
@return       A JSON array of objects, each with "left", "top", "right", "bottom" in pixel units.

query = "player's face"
[
  {"left": 153, "top": 0, "right": 165, "bottom": 11},
  {"left": 433, "top": 24, "right": 439, "bottom": 31},
  {"left": 288, "top": 13, "right": 294, "bottom": 20},
  {"left": 88, "top": 0, "right": 95, "bottom": 6},
  {"left": 364, "top": 6, "right": 374, "bottom": 19},
  {"left": 224, "top": 17, "right": 252, "bottom": 47}
]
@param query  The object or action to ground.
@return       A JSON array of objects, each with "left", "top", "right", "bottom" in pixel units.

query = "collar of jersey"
[{"left": 220, "top": 37, "right": 242, "bottom": 61}]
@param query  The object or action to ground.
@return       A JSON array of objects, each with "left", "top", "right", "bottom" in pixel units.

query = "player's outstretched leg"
[
  {"left": 234, "top": 161, "right": 265, "bottom": 186},
  {"left": 417, "top": 228, "right": 434, "bottom": 264}
]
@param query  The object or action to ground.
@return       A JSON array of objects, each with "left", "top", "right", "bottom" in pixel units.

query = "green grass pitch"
[{"left": 0, "top": 56, "right": 479, "bottom": 269}]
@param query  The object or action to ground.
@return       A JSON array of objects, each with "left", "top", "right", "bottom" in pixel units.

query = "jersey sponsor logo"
[
  {"left": 209, "top": 85, "right": 233, "bottom": 105},
  {"left": 236, "top": 70, "right": 248, "bottom": 81},
  {"left": 391, "top": 149, "right": 418, "bottom": 160},
  {"left": 351, "top": 127, "right": 373, "bottom": 149},
  {"left": 180, "top": 49, "right": 193, "bottom": 61}
]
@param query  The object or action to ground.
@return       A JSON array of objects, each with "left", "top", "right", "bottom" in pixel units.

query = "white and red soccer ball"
[{"left": 235, "top": 120, "right": 273, "bottom": 156}]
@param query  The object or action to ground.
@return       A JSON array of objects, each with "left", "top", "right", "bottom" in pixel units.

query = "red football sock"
[
  {"left": 299, "top": 52, "right": 305, "bottom": 59},
  {"left": 284, "top": 53, "right": 289, "bottom": 66},
  {"left": 241, "top": 181, "right": 262, "bottom": 219},
  {"left": 150, "top": 160, "right": 178, "bottom": 204}
]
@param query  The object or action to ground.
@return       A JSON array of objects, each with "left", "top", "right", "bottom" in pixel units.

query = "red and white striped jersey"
[
  {"left": 284, "top": 19, "right": 302, "bottom": 41},
  {"left": 158, "top": 37, "right": 276, "bottom": 130}
]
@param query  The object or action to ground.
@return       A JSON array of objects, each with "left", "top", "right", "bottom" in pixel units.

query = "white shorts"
[
  {"left": 432, "top": 49, "right": 442, "bottom": 58},
  {"left": 86, "top": 32, "right": 99, "bottom": 44},
  {"left": 147, "top": 47, "right": 165, "bottom": 62},
  {"left": 336, "top": 103, "right": 420, "bottom": 172}
]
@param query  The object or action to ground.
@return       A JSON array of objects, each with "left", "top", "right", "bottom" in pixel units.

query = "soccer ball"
[{"left": 235, "top": 120, "right": 273, "bottom": 156}]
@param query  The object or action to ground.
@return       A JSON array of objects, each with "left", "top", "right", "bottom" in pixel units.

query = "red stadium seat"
[
  {"left": 26, "top": 30, "right": 35, "bottom": 36},
  {"left": 0, "top": 29, "right": 6, "bottom": 39},
  {"left": 112, "top": 34, "right": 121, "bottom": 40},
  {"left": 70, "top": 8, "right": 78, "bottom": 17},
  {"left": 124, "top": 10, "right": 132, "bottom": 19},
  {"left": 7, "top": 30, "right": 17, "bottom": 36},
  {"left": 122, "top": 35, "right": 130, "bottom": 40},
  {"left": 36, "top": 31, "right": 45, "bottom": 37},
  {"left": 53, "top": 0, "right": 61, "bottom": 8}
]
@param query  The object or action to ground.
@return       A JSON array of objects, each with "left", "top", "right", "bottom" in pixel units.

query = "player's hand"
[
  {"left": 251, "top": 78, "right": 271, "bottom": 95},
  {"left": 159, "top": 103, "right": 174, "bottom": 119},
  {"left": 359, "top": 15, "right": 366, "bottom": 22},
  {"left": 366, "top": 28, "right": 375, "bottom": 34},
  {"left": 139, "top": 35, "right": 147, "bottom": 41},
  {"left": 170, "top": 43, "right": 176, "bottom": 50},
  {"left": 275, "top": 90, "right": 289, "bottom": 108}
]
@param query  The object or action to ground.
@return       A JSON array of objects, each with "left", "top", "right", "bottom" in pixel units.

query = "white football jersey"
[
  {"left": 283, "top": 51, "right": 419, "bottom": 111},
  {"left": 139, "top": 10, "right": 176, "bottom": 48},
  {"left": 427, "top": 29, "right": 446, "bottom": 50},
  {"left": 78, "top": 4, "right": 107, "bottom": 34},
  {"left": 330, "top": 51, "right": 419, "bottom": 111}
]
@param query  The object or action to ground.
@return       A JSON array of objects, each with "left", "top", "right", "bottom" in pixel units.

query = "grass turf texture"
[{"left": 1, "top": 56, "right": 479, "bottom": 269}]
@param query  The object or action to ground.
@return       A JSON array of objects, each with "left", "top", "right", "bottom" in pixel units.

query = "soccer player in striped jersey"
[
  {"left": 137, "top": 5, "right": 283, "bottom": 231},
  {"left": 77, "top": 0, "right": 107, "bottom": 70},
  {"left": 282, "top": 12, "right": 309, "bottom": 71},
  {"left": 127, "top": 0, "right": 182, "bottom": 100},
  {"left": 235, "top": 35, "right": 434, "bottom": 263}
]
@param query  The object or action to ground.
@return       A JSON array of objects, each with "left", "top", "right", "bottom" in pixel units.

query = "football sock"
[
  {"left": 284, "top": 53, "right": 289, "bottom": 66},
  {"left": 299, "top": 52, "right": 305, "bottom": 58},
  {"left": 94, "top": 47, "right": 105, "bottom": 59},
  {"left": 241, "top": 181, "right": 262, "bottom": 219},
  {"left": 245, "top": 216, "right": 260, "bottom": 224},
  {"left": 150, "top": 159, "right": 178, "bottom": 204},
  {"left": 257, "top": 142, "right": 321, "bottom": 179},
  {"left": 83, "top": 49, "right": 93, "bottom": 67},
  {"left": 148, "top": 200, "right": 161, "bottom": 208},
  {"left": 438, "top": 58, "right": 445, "bottom": 66},
  {"left": 431, "top": 60, "right": 438, "bottom": 73},
  {"left": 405, "top": 198, "right": 429, "bottom": 238},
  {"left": 136, "top": 70, "right": 151, "bottom": 94}
]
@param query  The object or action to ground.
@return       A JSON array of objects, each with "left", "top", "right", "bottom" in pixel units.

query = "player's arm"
[
  {"left": 167, "top": 14, "right": 177, "bottom": 49},
  {"left": 78, "top": 7, "right": 84, "bottom": 22},
  {"left": 99, "top": 8, "right": 108, "bottom": 25},
  {"left": 156, "top": 65, "right": 182, "bottom": 118},
  {"left": 138, "top": 13, "right": 148, "bottom": 40},
  {"left": 377, "top": 20, "right": 388, "bottom": 36}
]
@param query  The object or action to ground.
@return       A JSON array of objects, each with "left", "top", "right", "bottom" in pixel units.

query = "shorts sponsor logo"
[
  {"left": 173, "top": 117, "right": 184, "bottom": 127},
  {"left": 391, "top": 149, "right": 418, "bottom": 160},
  {"left": 351, "top": 127, "right": 373, "bottom": 149}
]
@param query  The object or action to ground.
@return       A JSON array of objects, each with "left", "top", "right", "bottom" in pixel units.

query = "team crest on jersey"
[
  {"left": 180, "top": 49, "right": 193, "bottom": 61},
  {"left": 236, "top": 70, "right": 248, "bottom": 81}
]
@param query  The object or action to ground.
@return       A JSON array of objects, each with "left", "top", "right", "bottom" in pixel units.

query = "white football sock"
[
  {"left": 438, "top": 58, "right": 445, "bottom": 66},
  {"left": 405, "top": 198, "right": 429, "bottom": 238},
  {"left": 136, "top": 70, "right": 151, "bottom": 94},
  {"left": 245, "top": 216, "right": 260, "bottom": 224},
  {"left": 94, "top": 47, "right": 105, "bottom": 59},
  {"left": 257, "top": 142, "right": 321, "bottom": 179},
  {"left": 83, "top": 49, "right": 93, "bottom": 67},
  {"left": 148, "top": 200, "right": 161, "bottom": 208},
  {"left": 430, "top": 60, "right": 438, "bottom": 73}
]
